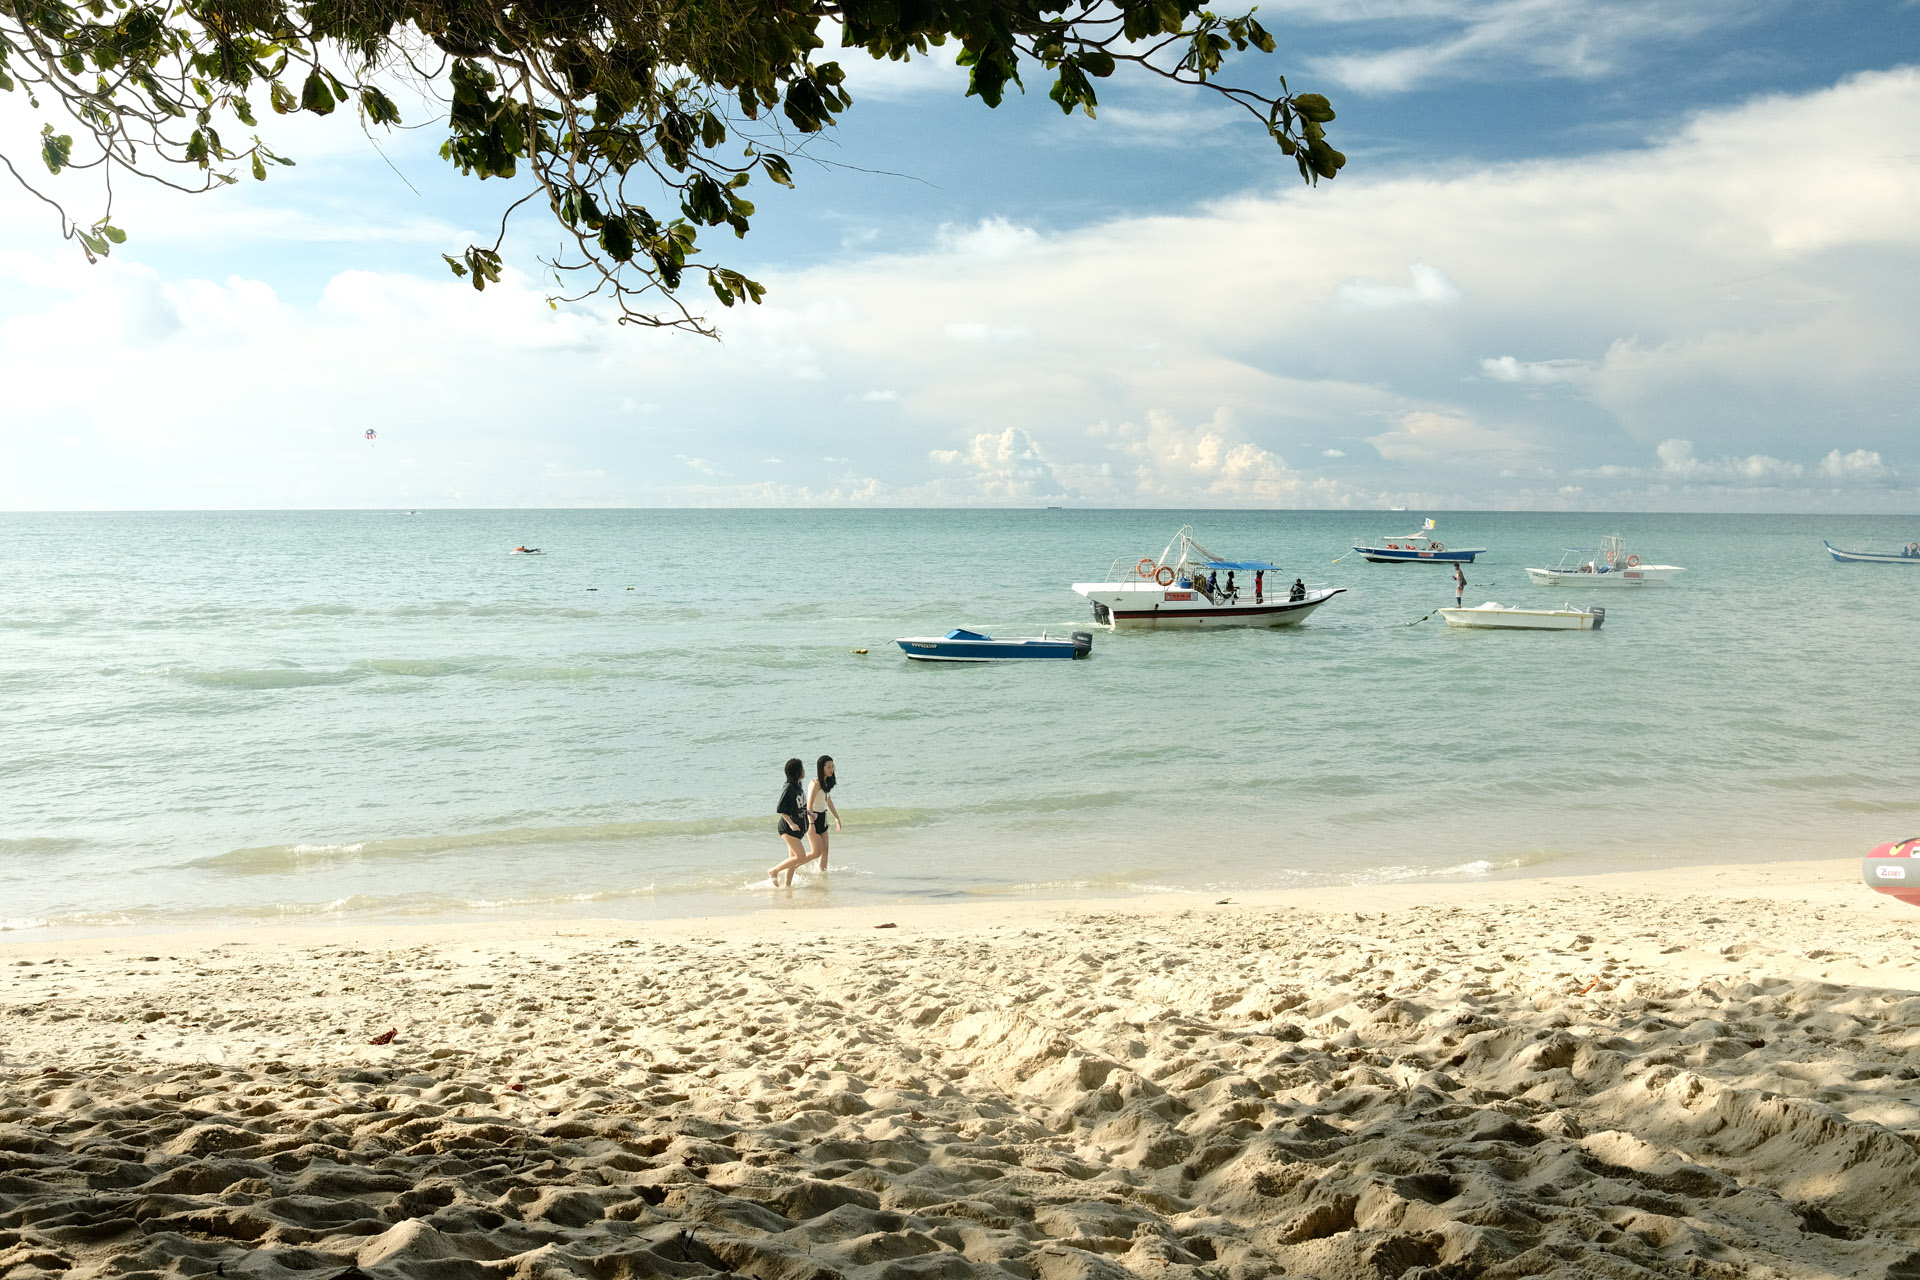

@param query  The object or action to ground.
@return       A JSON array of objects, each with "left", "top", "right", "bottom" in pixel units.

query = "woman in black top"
[{"left": 768, "top": 757, "right": 811, "bottom": 886}]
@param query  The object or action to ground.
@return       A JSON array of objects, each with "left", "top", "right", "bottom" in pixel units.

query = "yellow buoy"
[{"left": 852, "top": 648, "right": 868, "bottom": 655}]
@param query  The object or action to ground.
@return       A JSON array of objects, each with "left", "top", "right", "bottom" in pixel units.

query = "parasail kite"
[{"left": 365, "top": 429, "right": 378, "bottom": 442}]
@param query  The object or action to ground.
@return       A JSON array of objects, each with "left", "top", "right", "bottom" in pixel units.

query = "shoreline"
[
  {"left": 4, "top": 855, "right": 1916, "bottom": 1280},
  {"left": 0, "top": 847, "right": 1874, "bottom": 951}
]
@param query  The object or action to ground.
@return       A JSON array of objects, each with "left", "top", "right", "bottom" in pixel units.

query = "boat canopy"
[
  {"left": 1196, "top": 560, "right": 1281, "bottom": 572},
  {"left": 947, "top": 628, "right": 989, "bottom": 640}
]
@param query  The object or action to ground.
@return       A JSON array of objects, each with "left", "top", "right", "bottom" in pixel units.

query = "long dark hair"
[
  {"left": 783, "top": 757, "right": 804, "bottom": 784},
  {"left": 816, "top": 755, "right": 836, "bottom": 792}
]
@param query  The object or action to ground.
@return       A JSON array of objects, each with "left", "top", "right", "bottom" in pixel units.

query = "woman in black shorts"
[
  {"left": 768, "top": 757, "right": 811, "bottom": 886},
  {"left": 802, "top": 755, "right": 842, "bottom": 872}
]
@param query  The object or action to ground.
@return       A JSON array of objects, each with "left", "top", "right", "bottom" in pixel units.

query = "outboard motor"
[
  {"left": 1090, "top": 601, "right": 1111, "bottom": 625},
  {"left": 1590, "top": 605, "right": 1605, "bottom": 629},
  {"left": 1071, "top": 631, "right": 1094, "bottom": 659}
]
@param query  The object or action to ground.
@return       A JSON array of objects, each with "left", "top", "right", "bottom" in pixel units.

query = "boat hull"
[
  {"left": 896, "top": 634, "right": 1090, "bottom": 661},
  {"left": 1356, "top": 546, "right": 1483, "bottom": 563},
  {"left": 1524, "top": 565, "right": 1683, "bottom": 587},
  {"left": 1440, "top": 604, "right": 1603, "bottom": 631},
  {"left": 1863, "top": 837, "right": 1920, "bottom": 907},
  {"left": 1825, "top": 541, "right": 1920, "bottom": 564},
  {"left": 1072, "top": 585, "right": 1344, "bottom": 629}
]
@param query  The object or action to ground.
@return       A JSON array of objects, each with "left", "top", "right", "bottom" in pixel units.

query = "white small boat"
[
  {"left": 1440, "top": 602, "right": 1605, "bottom": 631},
  {"left": 1525, "top": 534, "right": 1684, "bottom": 587},
  {"left": 1825, "top": 539, "right": 1920, "bottom": 564},
  {"left": 1072, "top": 527, "right": 1343, "bottom": 630}
]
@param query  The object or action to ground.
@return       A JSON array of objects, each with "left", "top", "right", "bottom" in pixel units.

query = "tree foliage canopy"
[{"left": 0, "top": 0, "right": 1343, "bottom": 334}]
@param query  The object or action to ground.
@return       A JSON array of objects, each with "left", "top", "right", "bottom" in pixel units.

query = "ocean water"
[{"left": 2, "top": 509, "right": 1915, "bottom": 934}]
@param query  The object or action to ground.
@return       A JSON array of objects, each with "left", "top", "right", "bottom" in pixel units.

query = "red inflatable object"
[{"left": 1862, "top": 836, "right": 1920, "bottom": 906}]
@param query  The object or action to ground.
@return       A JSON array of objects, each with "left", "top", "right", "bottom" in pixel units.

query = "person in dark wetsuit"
[
  {"left": 767, "top": 757, "right": 811, "bottom": 886},
  {"left": 1289, "top": 578, "right": 1306, "bottom": 602}
]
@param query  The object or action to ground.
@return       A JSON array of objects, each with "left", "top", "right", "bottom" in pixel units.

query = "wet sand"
[{"left": 2, "top": 858, "right": 1917, "bottom": 1280}]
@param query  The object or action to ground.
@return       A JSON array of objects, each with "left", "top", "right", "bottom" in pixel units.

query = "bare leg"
[
  {"left": 769, "top": 833, "right": 808, "bottom": 885},
  {"left": 808, "top": 828, "right": 829, "bottom": 873}
]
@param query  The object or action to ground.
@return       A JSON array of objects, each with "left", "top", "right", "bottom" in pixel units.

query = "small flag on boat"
[{"left": 1422, "top": 517, "right": 1435, "bottom": 530}]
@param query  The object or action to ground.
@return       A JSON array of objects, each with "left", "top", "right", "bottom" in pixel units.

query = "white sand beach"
[{"left": 3, "top": 858, "right": 1917, "bottom": 1280}]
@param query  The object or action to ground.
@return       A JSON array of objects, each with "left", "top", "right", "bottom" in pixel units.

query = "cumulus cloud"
[
  {"left": 929, "top": 428, "right": 1065, "bottom": 501},
  {"left": 1655, "top": 439, "right": 1802, "bottom": 485},
  {"left": 1818, "top": 448, "right": 1892, "bottom": 482}
]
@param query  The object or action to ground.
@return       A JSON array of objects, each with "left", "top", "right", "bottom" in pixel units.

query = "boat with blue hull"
[
  {"left": 1353, "top": 519, "right": 1485, "bottom": 564},
  {"left": 895, "top": 629, "right": 1093, "bottom": 662},
  {"left": 1825, "top": 539, "right": 1920, "bottom": 564}
]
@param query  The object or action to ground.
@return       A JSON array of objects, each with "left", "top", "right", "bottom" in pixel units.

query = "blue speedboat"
[
  {"left": 1353, "top": 519, "right": 1484, "bottom": 564},
  {"left": 895, "top": 629, "right": 1092, "bottom": 662}
]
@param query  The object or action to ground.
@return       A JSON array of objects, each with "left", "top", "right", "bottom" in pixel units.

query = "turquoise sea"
[{"left": 1, "top": 509, "right": 1915, "bottom": 934}]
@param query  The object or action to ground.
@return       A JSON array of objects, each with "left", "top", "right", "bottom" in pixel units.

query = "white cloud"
[
  {"left": 943, "top": 321, "right": 1036, "bottom": 343},
  {"left": 928, "top": 428, "right": 1064, "bottom": 501},
  {"left": 5, "top": 67, "right": 1920, "bottom": 511},
  {"left": 861, "top": 389, "right": 898, "bottom": 402},
  {"left": 1655, "top": 439, "right": 1802, "bottom": 485},
  {"left": 1291, "top": 0, "right": 1773, "bottom": 95},
  {"left": 1368, "top": 411, "right": 1538, "bottom": 464},
  {"left": 1480, "top": 356, "right": 1594, "bottom": 385},
  {"left": 1322, "top": 448, "right": 1346, "bottom": 458},
  {"left": 936, "top": 217, "right": 1041, "bottom": 259},
  {"left": 1819, "top": 448, "right": 1892, "bottom": 482},
  {"left": 1335, "top": 263, "right": 1462, "bottom": 309}
]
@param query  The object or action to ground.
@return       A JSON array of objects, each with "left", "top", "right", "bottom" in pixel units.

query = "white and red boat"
[{"left": 1072, "top": 527, "right": 1344, "bottom": 630}]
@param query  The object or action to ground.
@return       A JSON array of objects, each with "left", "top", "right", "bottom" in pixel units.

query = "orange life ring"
[
  {"left": 1626, "top": 554, "right": 1640, "bottom": 567},
  {"left": 1136, "top": 558, "right": 1156, "bottom": 578},
  {"left": 1155, "top": 566, "right": 1176, "bottom": 586},
  {"left": 1431, "top": 541, "right": 1444, "bottom": 552}
]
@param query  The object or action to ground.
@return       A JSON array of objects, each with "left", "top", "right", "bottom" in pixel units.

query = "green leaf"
[
  {"left": 269, "top": 81, "right": 296, "bottom": 114},
  {"left": 442, "top": 253, "right": 469, "bottom": 279},
  {"left": 40, "top": 129, "right": 73, "bottom": 174},
  {"left": 99, "top": 223, "right": 126, "bottom": 243},
  {"left": 1293, "top": 93, "right": 1336, "bottom": 123},
  {"left": 300, "top": 69, "right": 335, "bottom": 116},
  {"left": 251, "top": 151, "right": 266, "bottom": 180},
  {"left": 233, "top": 97, "right": 256, "bottom": 126}
]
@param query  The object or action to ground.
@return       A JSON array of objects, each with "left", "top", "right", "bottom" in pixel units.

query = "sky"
[{"left": 2, "top": 0, "right": 1919, "bottom": 510}]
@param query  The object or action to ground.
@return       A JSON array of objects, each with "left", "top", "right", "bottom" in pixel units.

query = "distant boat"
[
  {"left": 895, "top": 629, "right": 1092, "bottom": 661},
  {"left": 1440, "top": 602, "right": 1604, "bottom": 631},
  {"left": 1353, "top": 519, "right": 1484, "bottom": 563},
  {"left": 1825, "top": 539, "right": 1920, "bottom": 564},
  {"left": 1525, "top": 534, "right": 1685, "bottom": 587}
]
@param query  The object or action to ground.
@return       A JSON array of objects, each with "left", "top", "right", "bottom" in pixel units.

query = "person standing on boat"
[
  {"left": 1254, "top": 570, "right": 1264, "bottom": 602},
  {"left": 801, "top": 755, "right": 843, "bottom": 873},
  {"left": 1453, "top": 563, "right": 1466, "bottom": 607},
  {"left": 1206, "top": 569, "right": 1219, "bottom": 599},
  {"left": 768, "top": 758, "right": 811, "bottom": 886}
]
